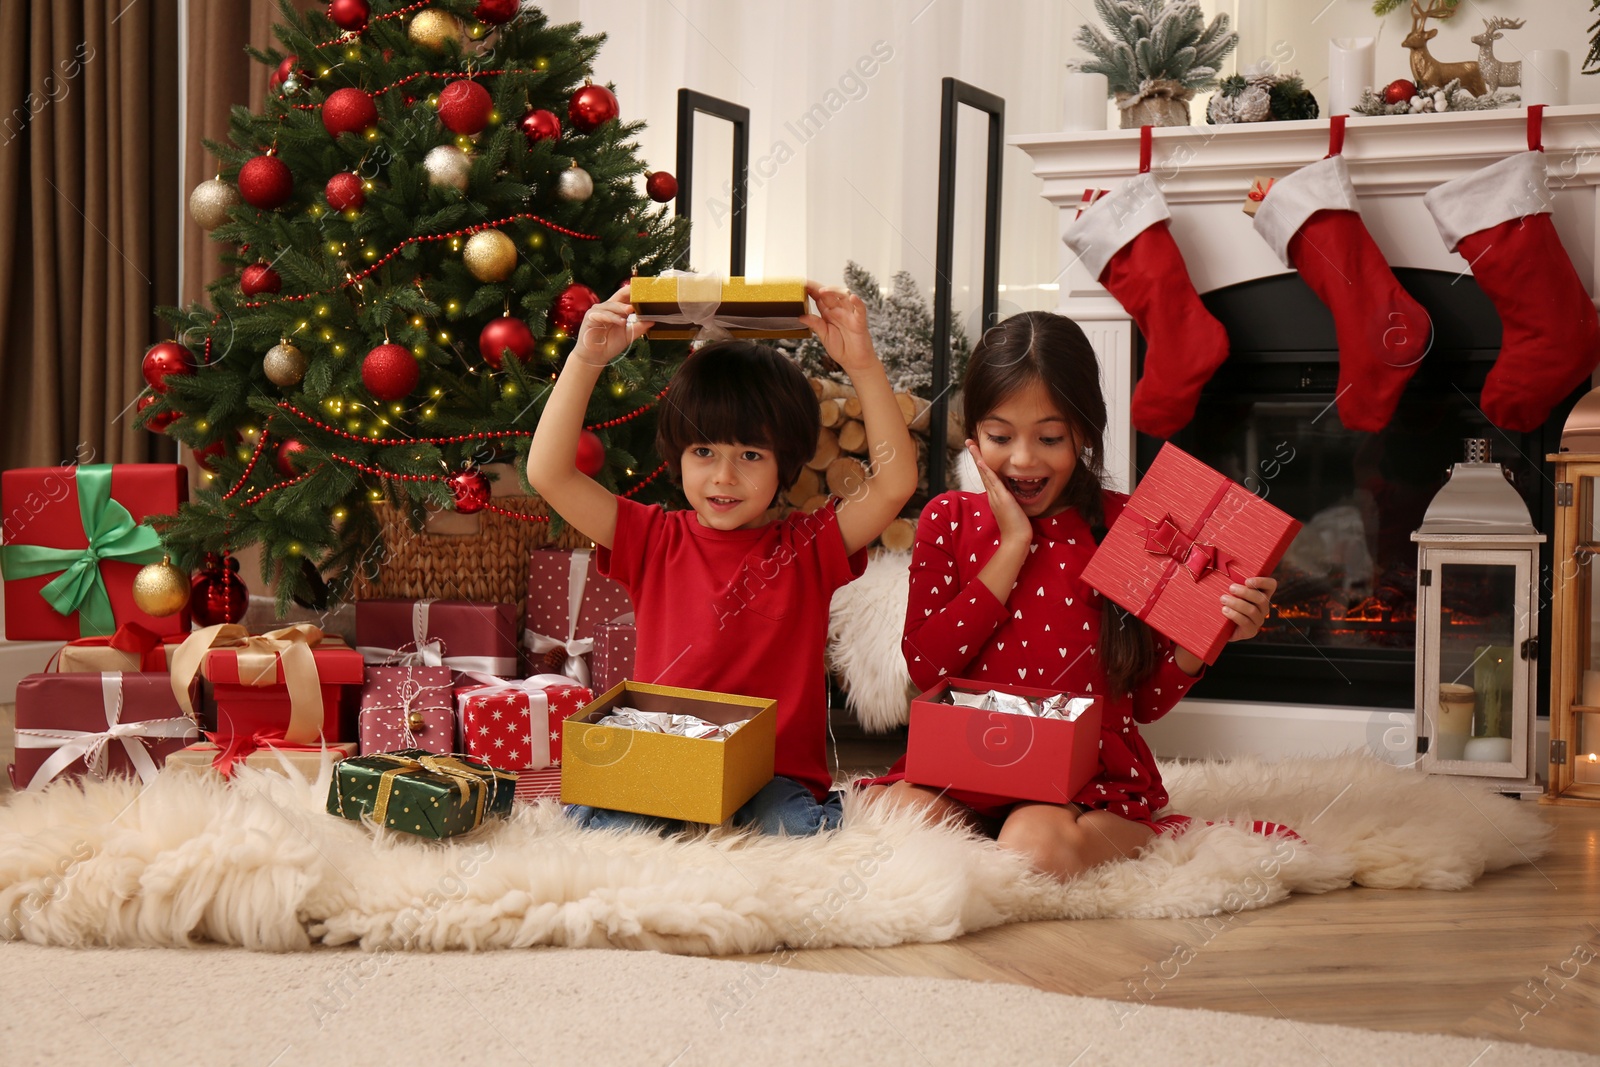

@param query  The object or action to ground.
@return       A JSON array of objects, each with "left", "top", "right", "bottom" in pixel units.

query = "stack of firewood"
[{"left": 766, "top": 378, "right": 966, "bottom": 551}]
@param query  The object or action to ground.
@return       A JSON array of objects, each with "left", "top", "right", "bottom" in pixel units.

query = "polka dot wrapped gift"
[{"left": 327, "top": 749, "right": 517, "bottom": 839}]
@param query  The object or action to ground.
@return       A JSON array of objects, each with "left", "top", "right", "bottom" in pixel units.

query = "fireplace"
[{"left": 1137, "top": 268, "right": 1580, "bottom": 708}]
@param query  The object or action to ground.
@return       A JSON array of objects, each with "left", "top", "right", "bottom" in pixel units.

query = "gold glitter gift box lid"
[{"left": 629, "top": 276, "right": 811, "bottom": 340}]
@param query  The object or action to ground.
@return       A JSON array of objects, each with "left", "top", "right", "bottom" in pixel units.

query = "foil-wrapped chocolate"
[
  {"left": 943, "top": 687, "right": 1093, "bottom": 721},
  {"left": 596, "top": 707, "right": 748, "bottom": 740}
]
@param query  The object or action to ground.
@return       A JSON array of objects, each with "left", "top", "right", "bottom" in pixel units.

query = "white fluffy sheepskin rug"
[
  {"left": 827, "top": 549, "right": 913, "bottom": 732},
  {"left": 0, "top": 753, "right": 1549, "bottom": 954}
]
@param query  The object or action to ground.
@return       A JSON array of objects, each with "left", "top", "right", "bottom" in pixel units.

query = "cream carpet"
[
  {"left": 0, "top": 941, "right": 1592, "bottom": 1067},
  {"left": 0, "top": 753, "right": 1549, "bottom": 954}
]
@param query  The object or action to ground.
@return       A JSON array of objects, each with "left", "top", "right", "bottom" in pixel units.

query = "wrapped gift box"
[
  {"left": 560, "top": 681, "right": 775, "bottom": 825},
  {"left": 1080, "top": 443, "right": 1302, "bottom": 665},
  {"left": 630, "top": 275, "right": 811, "bottom": 340},
  {"left": 513, "top": 768, "right": 562, "bottom": 804},
  {"left": 590, "top": 620, "right": 636, "bottom": 696},
  {"left": 525, "top": 548, "right": 632, "bottom": 683},
  {"left": 1, "top": 463, "right": 189, "bottom": 640},
  {"left": 53, "top": 622, "right": 185, "bottom": 674},
  {"left": 175, "top": 626, "right": 365, "bottom": 744},
  {"left": 9, "top": 671, "right": 199, "bottom": 791},
  {"left": 354, "top": 598, "right": 520, "bottom": 680},
  {"left": 327, "top": 749, "right": 517, "bottom": 839},
  {"left": 902, "top": 680, "right": 1104, "bottom": 805},
  {"left": 459, "top": 676, "right": 591, "bottom": 770},
  {"left": 359, "top": 665, "right": 457, "bottom": 755},
  {"left": 163, "top": 740, "right": 358, "bottom": 778}
]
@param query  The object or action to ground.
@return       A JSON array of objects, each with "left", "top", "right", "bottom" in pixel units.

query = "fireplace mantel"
[{"left": 1014, "top": 104, "right": 1600, "bottom": 490}]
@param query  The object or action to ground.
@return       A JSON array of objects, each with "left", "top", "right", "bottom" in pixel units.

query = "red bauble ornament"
[
  {"left": 237, "top": 154, "right": 294, "bottom": 209},
  {"left": 328, "top": 0, "right": 370, "bottom": 32},
  {"left": 325, "top": 171, "right": 366, "bottom": 211},
  {"left": 575, "top": 430, "right": 605, "bottom": 478},
  {"left": 549, "top": 283, "right": 600, "bottom": 335},
  {"left": 478, "top": 316, "right": 537, "bottom": 369},
  {"left": 190, "top": 553, "right": 248, "bottom": 627},
  {"left": 448, "top": 469, "right": 492, "bottom": 514},
  {"left": 1383, "top": 78, "right": 1418, "bottom": 105},
  {"left": 275, "top": 437, "right": 312, "bottom": 476},
  {"left": 438, "top": 79, "right": 493, "bottom": 135},
  {"left": 519, "top": 109, "right": 561, "bottom": 144},
  {"left": 136, "top": 394, "right": 180, "bottom": 431},
  {"left": 142, "top": 341, "right": 195, "bottom": 393},
  {"left": 240, "top": 264, "right": 282, "bottom": 296},
  {"left": 323, "top": 87, "right": 378, "bottom": 137},
  {"left": 193, "top": 437, "right": 231, "bottom": 472},
  {"left": 362, "top": 343, "right": 420, "bottom": 401},
  {"left": 567, "top": 82, "right": 618, "bottom": 133},
  {"left": 473, "top": 0, "right": 517, "bottom": 23},
  {"left": 645, "top": 170, "right": 678, "bottom": 203},
  {"left": 269, "top": 55, "right": 298, "bottom": 90}
]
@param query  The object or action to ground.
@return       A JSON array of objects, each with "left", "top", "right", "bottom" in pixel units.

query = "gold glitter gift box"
[{"left": 628, "top": 276, "right": 810, "bottom": 340}]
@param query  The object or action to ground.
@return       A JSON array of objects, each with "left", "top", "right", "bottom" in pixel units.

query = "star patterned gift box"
[
  {"left": 326, "top": 749, "right": 517, "bottom": 840},
  {"left": 458, "top": 676, "right": 592, "bottom": 771}
]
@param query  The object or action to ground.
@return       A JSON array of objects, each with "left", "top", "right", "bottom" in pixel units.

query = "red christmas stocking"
[
  {"left": 1065, "top": 169, "right": 1229, "bottom": 439},
  {"left": 1424, "top": 139, "right": 1600, "bottom": 431},
  {"left": 1253, "top": 151, "right": 1430, "bottom": 433}
]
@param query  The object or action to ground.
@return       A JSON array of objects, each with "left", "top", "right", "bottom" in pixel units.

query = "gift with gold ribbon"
[
  {"left": 629, "top": 273, "right": 811, "bottom": 341},
  {"left": 327, "top": 749, "right": 517, "bottom": 838},
  {"left": 359, "top": 665, "right": 457, "bottom": 755},
  {"left": 1080, "top": 443, "right": 1302, "bottom": 666},
  {"left": 0, "top": 464, "right": 189, "bottom": 640},
  {"left": 354, "top": 598, "right": 520, "bottom": 680},
  {"left": 168, "top": 623, "right": 366, "bottom": 749},
  {"left": 9, "top": 671, "right": 199, "bottom": 791},
  {"left": 51, "top": 620, "right": 185, "bottom": 674}
]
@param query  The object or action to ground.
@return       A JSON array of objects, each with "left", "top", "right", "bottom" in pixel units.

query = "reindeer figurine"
[
  {"left": 1402, "top": 0, "right": 1487, "bottom": 97},
  {"left": 1471, "top": 16, "right": 1524, "bottom": 92}
]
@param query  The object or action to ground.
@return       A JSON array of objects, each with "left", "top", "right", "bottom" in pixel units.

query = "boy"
[{"left": 526, "top": 282, "right": 916, "bottom": 833}]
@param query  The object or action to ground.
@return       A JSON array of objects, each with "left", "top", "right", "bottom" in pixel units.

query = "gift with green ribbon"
[
  {"left": 1, "top": 464, "right": 189, "bottom": 640},
  {"left": 327, "top": 749, "right": 517, "bottom": 839}
]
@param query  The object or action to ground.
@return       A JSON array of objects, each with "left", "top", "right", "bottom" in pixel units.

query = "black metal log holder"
[{"left": 674, "top": 89, "right": 750, "bottom": 276}]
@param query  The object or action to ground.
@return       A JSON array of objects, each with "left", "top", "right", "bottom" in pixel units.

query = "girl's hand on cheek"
[
  {"left": 1224, "top": 576, "right": 1277, "bottom": 642},
  {"left": 967, "top": 441, "right": 1031, "bottom": 551}
]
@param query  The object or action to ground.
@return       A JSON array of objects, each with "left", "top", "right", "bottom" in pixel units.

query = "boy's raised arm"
[
  {"left": 525, "top": 285, "right": 650, "bottom": 550},
  {"left": 800, "top": 282, "right": 918, "bottom": 556}
]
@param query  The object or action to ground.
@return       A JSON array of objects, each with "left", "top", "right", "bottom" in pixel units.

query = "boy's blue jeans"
[{"left": 567, "top": 775, "right": 844, "bottom": 836}]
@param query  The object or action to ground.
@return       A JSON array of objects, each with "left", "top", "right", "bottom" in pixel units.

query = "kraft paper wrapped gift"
[
  {"left": 327, "top": 750, "right": 517, "bottom": 839},
  {"left": 1080, "top": 443, "right": 1302, "bottom": 665},
  {"left": 903, "top": 680, "right": 1104, "bottom": 805},
  {"left": 354, "top": 598, "right": 520, "bottom": 680},
  {"left": 0, "top": 463, "right": 189, "bottom": 640},
  {"left": 163, "top": 739, "right": 358, "bottom": 778},
  {"left": 629, "top": 274, "right": 811, "bottom": 340},
  {"left": 458, "top": 674, "right": 591, "bottom": 771},
  {"left": 524, "top": 548, "right": 632, "bottom": 684},
  {"left": 51, "top": 621, "right": 185, "bottom": 674},
  {"left": 9, "top": 671, "right": 199, "bottom": 792},
  {"left": 560, "top": 681, "right": 775, "bottom": 825},
  {"left": 359, "top": 665, "right": 457, "bottom": 755}
]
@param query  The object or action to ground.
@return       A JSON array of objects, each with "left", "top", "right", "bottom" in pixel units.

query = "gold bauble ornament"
[
  {"left": 263, "top": 341, "right": 308, "bottom": 387},
  {"left": 189, "top": 177, "right": 240, "bottom": 230},
  {"left": 409, "top": 9, "right": 465, "bottom": 51},
  {"left": 464, "top": 229, "right": 517, "bottom": 282},
  {"left": 407, "top": 710, "right": 427, "bottom": 732},
  {"left": 132, "top": 555, "right": 190, "bottom": 617},
  {"left": 424, "top": 144, "right": 471, "bottom": 191}
]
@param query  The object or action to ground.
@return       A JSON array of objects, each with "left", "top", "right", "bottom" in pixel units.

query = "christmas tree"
[
  {"left": 146, "top": 0, "right": 688, "bottom": 612},
  {"left": 793, "top": 262, "right": 969, "bottom": 396}
]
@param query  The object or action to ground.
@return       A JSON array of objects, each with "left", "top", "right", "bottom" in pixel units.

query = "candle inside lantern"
[
  {"left": 1435, "top": 682, "right": 1474, "bottom": 761},
  {"left": 1576, "top": 751, "right": 1600, "bottom": 786}
]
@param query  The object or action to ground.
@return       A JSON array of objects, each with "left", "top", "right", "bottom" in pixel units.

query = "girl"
[{"left": 864, "top": 311, "right": 1283, "bottom": 879}]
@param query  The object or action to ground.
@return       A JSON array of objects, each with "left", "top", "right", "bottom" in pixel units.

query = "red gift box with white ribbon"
[
  {"left": 9, "top": 670, "right": 199, "bottom": 791},
  {"left": 458, "top": 674, "right": 592, "bottom": 771},
  {"left": 524, "top": 548, "right": 632, "bottom": 685}
]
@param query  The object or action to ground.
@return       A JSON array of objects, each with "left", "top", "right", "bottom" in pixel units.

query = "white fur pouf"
[{"left": 0, "top": 753, "right": 1550, "bottom": 953}]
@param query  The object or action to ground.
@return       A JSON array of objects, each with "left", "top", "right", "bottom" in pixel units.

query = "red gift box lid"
[{"left": 1081, "top": 444, "right": 1302, "bottom": 665}]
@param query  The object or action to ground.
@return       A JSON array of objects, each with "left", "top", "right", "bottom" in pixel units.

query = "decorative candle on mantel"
[
  {"left": 1523, "top": 50, "right": 1570, "bottom": 107},
  {"left": 1063, "top": 72, "right": 1109, "bottom": 132},
  {"left": 1328, "top": 37, "right": 1375, "bottom": 117}
]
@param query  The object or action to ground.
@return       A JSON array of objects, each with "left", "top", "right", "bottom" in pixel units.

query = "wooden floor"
[{"left": 768, "top": 724, "right": 1600, "bottom": 1055}]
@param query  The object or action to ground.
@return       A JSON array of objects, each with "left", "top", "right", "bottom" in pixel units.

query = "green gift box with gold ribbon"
[
  {"left": 1, "top": 464, "right": 188, "bottom": 640},
  {"left": 327, "top": 749, "right": 518, "bottom": 839}
]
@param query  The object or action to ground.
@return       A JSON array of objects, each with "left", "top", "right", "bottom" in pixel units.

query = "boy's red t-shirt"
[{"left": 596, "top": 496, "right": 868, "bottom": 801}]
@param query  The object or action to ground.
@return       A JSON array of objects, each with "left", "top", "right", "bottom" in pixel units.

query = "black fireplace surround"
[{"left": 1135, "top": 269, "right": 1581, "bottom": 710}]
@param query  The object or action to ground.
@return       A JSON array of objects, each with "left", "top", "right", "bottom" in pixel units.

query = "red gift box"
[
  {"left": 9, "top": 671, "right": 200, "bottom": 791},
  {"left": 524, "top": 548, "right": 632, "bottom": 683},
  {"left": 354, "top": 599, "right": 520, "bottom": 679},
  {"left": 359, "top": 665, "right": 457, "bottom": 754},
  {"left": 459, "top": 675, "right": 591, "bottom": 770},
  {"left": 1080, "top": 444, "right": 1302, "bottom": 666},
  {"left": 1, "top": 464, "right": 189, "bottom": 640},
  {"left": 903, "top": 680, "right": 1104, "bottom": 805},
  {"left": 171, "top": 624, "right": 365, "bottom": 744},
  {"left": 590, "top": 619, "right": 636, "bottom": 696}
]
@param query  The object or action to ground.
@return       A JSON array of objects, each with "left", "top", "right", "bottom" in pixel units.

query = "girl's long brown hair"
[{"left": 962, "top": 311, "right": 1159, "bottom": 698}]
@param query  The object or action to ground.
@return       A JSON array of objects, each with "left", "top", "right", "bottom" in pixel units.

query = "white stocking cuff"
[
  {"left": 1424, "top": 151, "right": 1550, "bottom": 253},
  {"left": 1064, "top": 173, "right": 1171, "bottom": 281},
  {"left": 1253, "top": 155, "right": 1360, "bottom": 267}
]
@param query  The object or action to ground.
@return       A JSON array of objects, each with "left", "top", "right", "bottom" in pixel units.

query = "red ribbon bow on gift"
[
  {"left": 1138, "top": 514, "right": 1247, "bottom": 584},
  {"left": 202, "top": 730, "right": 333, "bottom": 778}
]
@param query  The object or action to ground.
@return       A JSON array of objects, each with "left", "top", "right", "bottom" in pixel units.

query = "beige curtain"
[{"left": 0, "top": 0, "right": 181, "bottom": 469}]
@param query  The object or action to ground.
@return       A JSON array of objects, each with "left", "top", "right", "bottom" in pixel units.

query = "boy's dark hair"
[
  {"left": 962, "top": 311, "right": 1160, "bottom": 699},
  {"left": 655, "top": 340, "right": 819, "bottom": 491}
]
